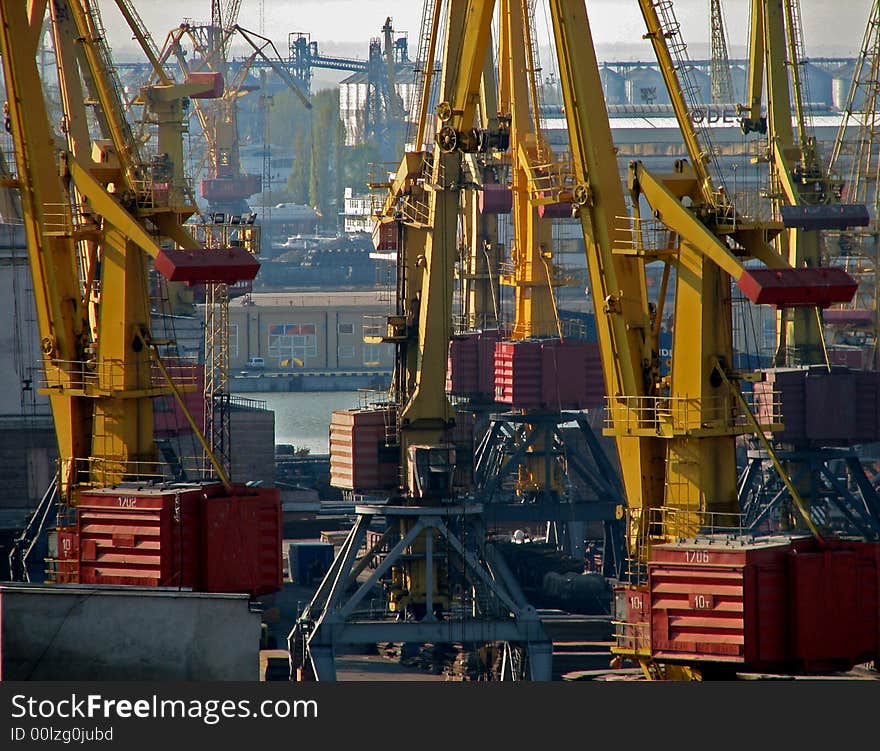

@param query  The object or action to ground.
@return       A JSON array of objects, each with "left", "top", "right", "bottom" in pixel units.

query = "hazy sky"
[{"left": 100, "top": 0, "right": 873, "bottom": 65}]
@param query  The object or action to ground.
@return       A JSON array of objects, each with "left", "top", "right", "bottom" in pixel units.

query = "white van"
[{"left": 245, "top": 356, "right": 266, "bottom": 369}]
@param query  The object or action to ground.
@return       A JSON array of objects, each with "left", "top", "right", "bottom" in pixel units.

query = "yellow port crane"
[
  {"left": 290, "top": 0, "right": 556, "bottom": 682},
  {"left": 825, "top": 1, "right": 880, "bottom": 368},
  {"left": 709, "top": 0, "right": 735, "bottom": 105},
  {"left": 597, "top": 0, "right": 870, "bottom": 679},
  {"left": 733, "top": 0, "right": 880, "bottom": 544},
  {"left": 1, "top": 0, "right": 276, "bottom": 585},
  {"left": 152, "top": 14, "right": 310, "bottom": 475},
  {"left": 158, "top": 17, "right": 310, "bottom": 216},
  {"left": 470, "top": 0, "right": 627, "bottom": 571},
  {"left": 289, "top": 0, "right": 871, "bottom": 683}
]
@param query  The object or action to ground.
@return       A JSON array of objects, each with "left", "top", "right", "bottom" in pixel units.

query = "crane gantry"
[
  {"left": 291, "top": 0, "right": 558, "bottom": 682},
  {"left": 469, "top": 0, "right": 626, "bottom": 573}
]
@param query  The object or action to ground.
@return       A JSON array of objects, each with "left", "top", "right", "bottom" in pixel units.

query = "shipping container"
[
  {"left": 200, "top": 487, "right": 283, "bottom": 596},
  {"left": 649, "top": 536, "right": 794, "bottom": 667},
  {"left": 787, "top": 539, "right": 880, "bottom": 672},
  {"left": 76, "top": 485, "right": 203, "bottom": 589}
]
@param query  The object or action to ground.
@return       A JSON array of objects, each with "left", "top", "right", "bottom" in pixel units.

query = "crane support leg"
[{"left": 288, "top": 503, "right": 552, "bottom": 681}]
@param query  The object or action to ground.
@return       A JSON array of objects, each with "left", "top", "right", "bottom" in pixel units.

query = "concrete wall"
[
  {"left": 0, "top": 584, "right": 262, "bottom": 680},
  {"left": 0, "top": 224, "right": 48, "bottom": 416},
  {"left": 0, "top": 417, "right": 57, "bottom": 518}
]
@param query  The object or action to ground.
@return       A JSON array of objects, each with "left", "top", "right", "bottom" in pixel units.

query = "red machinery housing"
[
  {"left": 154, "top": 246, "right": 261, "bottom": 285},
  {"left": 753, "top": 366, "right": 880, "bottom": 444},
  {"left": 200, "top": 174, "right": 262, "bottom": 204},
  {"left": 54, "top": 482, "right": 282, "bottom": 598},
  {"left": 329, "top": 407, "right": 399, "bottom": 493},
  {"left": 446, "top": 329, "right": 501, "bottom": 400},
  {"left": 493, "top": 338, "right": 604, "bottom": 410},
  {"left": 618, "top": 534, "right": 880, "bottom": 674},
  {"left": 329, "top": 405, "right": 477, "bottom": 495},
  {"left": 737, "top": 267, "right": 858, "bottom": 308}
]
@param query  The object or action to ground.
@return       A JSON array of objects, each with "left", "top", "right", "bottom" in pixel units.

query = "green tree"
[
  {"left": 272, "top": 85, "right": 388, "bottom": 231},
  {"left": 287, "top": 131, "right": 310, "bottom": 204}
]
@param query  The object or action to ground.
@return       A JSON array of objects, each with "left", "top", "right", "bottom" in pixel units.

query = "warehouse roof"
[{"left": 234, "top": 290, "right": 389, "bottom": 309}]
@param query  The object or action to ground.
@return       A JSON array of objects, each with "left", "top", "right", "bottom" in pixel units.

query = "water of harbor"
[{"left": 238, "top": 390, "right": 366, "bottom": 455}]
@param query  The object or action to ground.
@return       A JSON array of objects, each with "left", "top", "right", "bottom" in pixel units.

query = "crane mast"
[
  {"left": 467, "top": 0, "right": 626, "bottom": 569},
  {"left": 709, "top": 0, "right": 735, "bottom": 105},
  {"left": 500, "top": 0, "right": 559, "bottom": 341},
  {"left": 154, "top": 13, "right": 310, "bottom": 475},
  {"left": 740, "top": 0, "right": 869, "bottom": 365},
  {"left": 736, "top": 0, "right": 880, "bottom": 535}
]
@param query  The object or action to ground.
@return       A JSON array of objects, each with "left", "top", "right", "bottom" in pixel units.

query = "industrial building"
[{"left": 224, "top": 291, "right": 395, "bottom": 388}]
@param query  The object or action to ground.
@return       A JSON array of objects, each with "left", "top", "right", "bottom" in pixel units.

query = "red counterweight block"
[
  {"left": 185, "top": 71, "right": 224, "bottom": 99},
  {"left": 447, "top": 329, "right": 501, "bottom": 400},
  {"left": 737, "top": 267, "right": 858, "bottom": 308},
  {"left": 494, "top": 338, "right": 605, "bottom": 409},
  {"left": 154, "top": 246, "right": 260, "bottom": 285}
]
